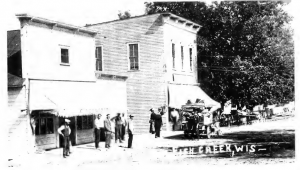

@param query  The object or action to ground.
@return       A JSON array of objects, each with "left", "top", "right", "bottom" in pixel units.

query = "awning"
[
  {"left": 29, "top": 80, "right": 127, "bottom": 117},
  {"left": 168, "top": 84, "right": 221, "bottom": 109}
]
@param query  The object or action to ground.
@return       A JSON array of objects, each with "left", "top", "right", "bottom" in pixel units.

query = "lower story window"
[
  {"left": 77, "top": 115, "right": 93, "bottom": 130},
  {"left": 33, "top": 112, "right": 54, "bottom": 135}
]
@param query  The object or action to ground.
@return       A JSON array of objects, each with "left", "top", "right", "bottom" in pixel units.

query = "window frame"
[
  {"left": 95, "top": 46, "right": 103, "bottom": 71},
  {"left": 172, "top": 43, "right": 175, "bottom": 70},
  {"left": 127, "top": 43, "right": 140, "bottom": 71},
  {"left": 34, "top": 112, "right": 55, "bottom": 135},
  {"left": 76, "top": 115, "right": 94, "bottom": 130},
  {"left": 181, "top": 45, "right": 184, "bottom": 71},
  {"left": 59, "top": 45, "right": 70, "bottom": 66},
  {"left": 189, "top": 47, "right": 193, "bottom": 72}
]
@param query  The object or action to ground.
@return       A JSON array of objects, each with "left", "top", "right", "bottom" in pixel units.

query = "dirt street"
[{"left": 7, "top": 115, "right": 296, "bottom": 168}]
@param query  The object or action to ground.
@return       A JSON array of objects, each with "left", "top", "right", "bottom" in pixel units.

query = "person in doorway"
[
  {"left": 149, "top": 108, "right": 156, "bottom": 134},
  {"left": 121, "top": 113, "right": 127, "bottom": 141},
  {"left": 58, "top": 119, "right": 71, "bottom": 158},
  {"left": 154, "top": 109, "right": 163, "bottom": 138},
  {"left": 127, "top": 115, "right": 134, "bottom": 148},
  {"left": 94, "top": 114, "right": 104, "bottom": 150},
  {"left": 104, "top": 114, "right": 113, "bottom": 148}
]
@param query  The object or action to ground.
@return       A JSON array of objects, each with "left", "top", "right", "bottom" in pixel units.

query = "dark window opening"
[
  {"left": 181, "top": 46, "right": 184, "bottom": 70},
  {"left": 129, "top": 44, "right": 139, "bottom": 70},
  {"left": 95, "top": 47, "right": 102, "bottom": 71},
  {"left": 172, "top": 43, "right": 175, "bottom": 69},
  {"left": 33, "top": 112, "right": 54, "bottom": 135},
  {"left": 77, "top": 115, "right": 93, "bottom": 130},
  {"left": 61, "top": 48, "right": 69, "bottom": 64},
  {"left": 189, "top": 48, "right": 192, "bottom": 71}
]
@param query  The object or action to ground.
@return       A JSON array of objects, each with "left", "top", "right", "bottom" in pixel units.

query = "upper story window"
[
  {"left": 95, "top": 46, "right": 103, "bottom": 71},
  {"left": 181, "top": 46, "right": 184, "bottom": 70},
  {"left": 129, "top": 44, "right": 139, "bottom": 70},
  {"left": 172, "top": 43, "right": 175, "bottom": 69},
  {"left": 61, "top": 48, "right": 69, "bottom": 64},
  {"left": 189, "top": 48, "right": 193, "bottom": 71}
]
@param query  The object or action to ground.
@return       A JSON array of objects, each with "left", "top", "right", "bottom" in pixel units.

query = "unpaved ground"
[{"left": 7, "top": 115, "right": 296, "bottom": 168}]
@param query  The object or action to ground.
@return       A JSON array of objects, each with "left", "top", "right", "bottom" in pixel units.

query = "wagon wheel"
[{"left": 206, "top": 126, "right": 211, "bottom": 139}]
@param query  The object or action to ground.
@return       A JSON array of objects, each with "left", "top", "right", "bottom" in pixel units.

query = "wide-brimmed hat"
[
  {"left": 65, "top": 119, "right": 70, "bottom": 123},
  {"left": 129, "top": 114, "right": 134, "bottom": 118},
  {"left": 106, "top": 114, "right": 110, "bottom": 116},
  {"left": 149, "top": 108, "right": 154, "bottom": 111}
]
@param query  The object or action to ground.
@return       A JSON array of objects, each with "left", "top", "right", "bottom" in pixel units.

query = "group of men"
[
  {"left": 149, "top": 108, "right": 164, "bottom": 138},
  {"left": 58, "top": 113, "right": 135, "bottom": 158},
  {"left": 94, "top": 113, "right": 135, "bottom": 149}
]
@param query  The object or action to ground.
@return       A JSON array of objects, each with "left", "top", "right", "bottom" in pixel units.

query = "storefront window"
[
  {"left": 77, "top": 115, "right": 93, "bottom": 130},
  {"left": 32, "top": 111, "right": 55, "bottom": 135}
]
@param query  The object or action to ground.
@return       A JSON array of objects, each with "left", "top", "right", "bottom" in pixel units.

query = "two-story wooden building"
[
  {"left": 7, "top": 14, "right": 128, "bottom": 150},
  {"left": 86, "top": 13, "right": 220, "bottom": 133}
]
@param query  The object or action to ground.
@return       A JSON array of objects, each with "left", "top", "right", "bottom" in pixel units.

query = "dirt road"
[{"left": 7, "top": 116, "right": 296, "bottom": 168}]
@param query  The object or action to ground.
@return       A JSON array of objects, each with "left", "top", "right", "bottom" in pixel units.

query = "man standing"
[
  {"left": 154, "top": 108, "right": 163, "bottom": 138},
  {"left": 149, "top": 108, "right": 156, "bottom": 134},
  {"left": 121, "top": 113, "right": 127, "bottom": 141},
  {"left": 104, "top": 114, "right": 113, "bottom": 148},
  {"left": 94, "top": 114, "right": 104, "bottom": 150},
  {"left": 112, "top": 113, "right": 123, "bottom": 143},
  {"left": 58, "top": 119, "right": 71, "bottom": 158},
  {"left": 127, "top": 115, "right": 134, "bottom": 148}
]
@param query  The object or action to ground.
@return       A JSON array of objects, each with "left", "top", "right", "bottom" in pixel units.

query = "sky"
[{"left": 1, "top": 0, "right": 298, "bottom": 31}]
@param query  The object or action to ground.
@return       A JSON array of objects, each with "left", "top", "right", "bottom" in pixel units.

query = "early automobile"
[{"left": 181, "top": 101, "right": 221, "bottom": 139}]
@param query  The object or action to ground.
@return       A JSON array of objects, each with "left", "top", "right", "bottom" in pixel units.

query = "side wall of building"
[
  {"left": 20, "top": 20, "right": 95, "bottom": 82},
  {"left": 163, "top": 22, "right": 198, "bottom": 84},
  {"left": 89, "top": 15, "right": 167, "bottom": 133}
]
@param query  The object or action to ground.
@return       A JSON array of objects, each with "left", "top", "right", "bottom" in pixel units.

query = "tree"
[
  {"left": 145, "top": 1, "right": 294, "bottom": 106},
  {"left": 118, "top": 11, "right": 131, "bottom": 20}
]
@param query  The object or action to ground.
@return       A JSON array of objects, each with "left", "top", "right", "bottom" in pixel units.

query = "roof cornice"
[
  {"left": 16, "top": 13, "right": 99, "bottom": 36},
  {"left": 161, "top": 13, "right": 202, "bottom": 33}
]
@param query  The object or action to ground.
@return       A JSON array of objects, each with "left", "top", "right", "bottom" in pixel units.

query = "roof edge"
[{"left": 16, "top": 13, "right": 100, "bottom": 35}]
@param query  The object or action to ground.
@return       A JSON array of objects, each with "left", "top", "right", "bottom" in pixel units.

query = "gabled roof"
[
  {"left": 15, "top": 13, "right": 100, "bottom": 36},
  {"left": 86, "top": 12, "right": 201, "bottom": 30},
  {"left": 8, "top": 73, "right": 25, "bottom": 87}
]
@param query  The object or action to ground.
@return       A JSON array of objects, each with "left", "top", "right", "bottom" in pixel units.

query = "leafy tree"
[
  {"left": 118, "top": 11, "right": 131, "bottom": 20},
  {"left": 145, "top": 1, "right": 294, "bottom": 106}
]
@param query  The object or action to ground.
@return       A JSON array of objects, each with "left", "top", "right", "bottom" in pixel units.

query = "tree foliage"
[
  {"left": 118, "top": 11, "right": 131, "bottom": 20},
  {"left": 145, "top": 1, "right": 294, "bottom": 106}
]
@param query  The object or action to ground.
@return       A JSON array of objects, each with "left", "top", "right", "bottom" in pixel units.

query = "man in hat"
[
  {"left": 127, "top": 115, "right": 134, "bottom": 148},
  {"left": 104, "top": 114, "right": 113, "bottom": 148},
  {"left": 58, "top": 119, "right": 71, "bottom": 158},
  {"left": 112, "top": 113, "right": 123, "bottom": 143},
  {"left": 121, "top": 113, "right": 127, "bottom": 141},
  {"left": 154, "top": 108, "right": 163, "bottom": 138},
  {"left": 94, "top": 114, "right": 104, "bottom": 150},
  {"left": 149, "top": 108, "right": 156, "bottom": 134}
]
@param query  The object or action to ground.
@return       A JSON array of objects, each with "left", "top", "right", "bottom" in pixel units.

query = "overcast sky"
[{"left": 2, "top": 0, "right": 298, "bottom": 31}]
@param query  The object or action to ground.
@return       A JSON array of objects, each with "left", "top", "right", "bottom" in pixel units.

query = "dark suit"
[
  {"left": 154, "top": 114, "right": 162, "bottom": 137},
  {"left": 104, "top": 119, "right": 112, "bottom": 148},
  {"left": 149, "top": 113, "right": 156, "bottom": 134}
]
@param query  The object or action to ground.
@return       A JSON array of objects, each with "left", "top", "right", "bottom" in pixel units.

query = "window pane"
[
  {"left": 82, "top": 116, "right": 87, "bottom": 129},
  {"left": 96, "top": 47, "right": 102, "bottom": 59},
  {"left": 40, "top": 118, "right": 46, "bottom": 135},
  {"left": 87, "top": 116, "right": 93, "bottom": 129},
  {"left": 133, "top": 44, "right": 138, "bottom": 57},
  {"left": 77, "top": 116, "right": 82, "bottom": 130},
  {"left": 61, "top": 48, "right": 69, "bottom": 63},
  {"left": 190, "top": 48, "right": 192, "bottom": 70},
  {"left": 47, "top": 118, "right": 54, "bottom": 134},
  {"left": 35, "top": 119, "right": 40, "bottom": 135},
  {"left": 181, "top": 46, "right": 184, "bottom": 69},
  {"left": 172, "top": 44, "right": 175, "bottom": 68},
  {"left": 129, "top": 45, "right": 133, "bottom": 57}
]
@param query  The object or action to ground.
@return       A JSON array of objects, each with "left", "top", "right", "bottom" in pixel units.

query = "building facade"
[
  {"left": 87, "top": 13, "right": 220, "bottom": 133},
  {"left": 7, "top": 14, "right": 128, "bottom": 150}
]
